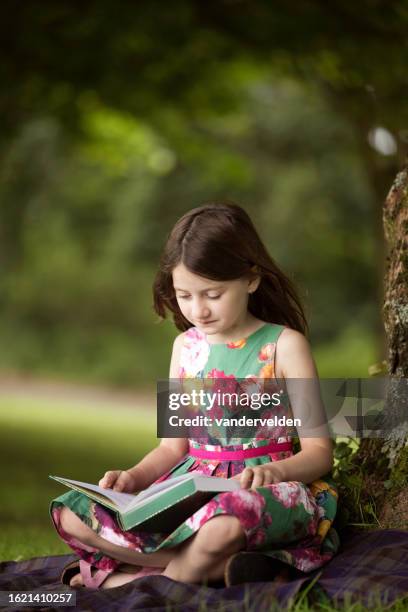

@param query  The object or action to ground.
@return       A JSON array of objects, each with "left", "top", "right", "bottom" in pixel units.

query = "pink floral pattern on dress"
[
  {"left": 253, "top": 408, "right": 288, "bottom": 439},
  {"left": 179, "top": 328, "right": 210, "bottom": 377},
  {"left": 185, "top": 498, "right": 220, "bottom": 531},
  {"left": 50, "top": 323, "right": 339, "bottom": 577},
  {"left": 239, "top": 375, "right": 265, "bottom": 399},
  {"left": 206, "top": 369, "right": 239, "bottom": 414},
  {"left": 217, "top": 488, "right": 265, "bottom": 531},
  {"left": 270, "top": 481, "right": 317, "bottom": 514}
]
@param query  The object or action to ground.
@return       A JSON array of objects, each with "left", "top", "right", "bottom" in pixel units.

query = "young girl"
[{"left": 51, "top": 202, "right": 339, "bottom": 589}]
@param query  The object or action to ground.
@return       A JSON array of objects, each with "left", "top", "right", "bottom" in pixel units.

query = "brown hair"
[{"left": 153, "top": 202, "right": 308, "bottom": 335}]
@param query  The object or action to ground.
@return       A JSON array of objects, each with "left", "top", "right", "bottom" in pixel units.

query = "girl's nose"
[{"left": 192, "top": 300, "right": 211, "bottom": 320}]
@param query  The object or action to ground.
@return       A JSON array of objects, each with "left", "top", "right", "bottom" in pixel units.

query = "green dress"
[{"left": 50, "top": 323, "right": 339, "bottom": 577}]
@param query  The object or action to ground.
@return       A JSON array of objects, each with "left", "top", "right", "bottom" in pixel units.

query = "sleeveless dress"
[{"left": 50, "top": 323, "right": 339, "bottom": 578}]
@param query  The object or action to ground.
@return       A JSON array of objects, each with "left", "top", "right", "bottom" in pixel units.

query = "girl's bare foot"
[{"left": 69, "top": 570, "right": 143, "bottom": 589}]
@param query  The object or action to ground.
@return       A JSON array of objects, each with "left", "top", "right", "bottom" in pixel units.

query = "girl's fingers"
[
  {"left": 240, "top": 467, "right": 255, "bottom": 489},
  {"left": 98, "top": 473, "right": 109, "bottom": 488},
  {"left": 251, "top": 470, "right": 265, "bottom": 489},
  {"left": 113, "top": 471, "right": 134, "bottom": 492},
  {"left": 250, "top": 468, "right": 281, "bottom": 489},
  {"left": 242, "top": 467, "right": 273, "bottom": 490},
  {"left": 260, "top": 469, "right": 274, "bottom": 487},
  {"left": 99, "top": 470, "right": 119, "bottom": 489},
  {"left": 233, "top": 466, "right": 282, "bottom": 490},
  {"left": 113, "top": 471, "right": 126, "bottom": 491}
]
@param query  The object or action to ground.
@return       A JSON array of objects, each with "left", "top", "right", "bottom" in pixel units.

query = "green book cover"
[{"left": 50, "top": 473, "right": 241, "bottom": 531}]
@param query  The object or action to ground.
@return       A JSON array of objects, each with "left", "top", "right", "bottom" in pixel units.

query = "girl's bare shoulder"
[
  {"left": 275, "top": 328, "right": 317, "bottom": 378},
  {"left": 278, "top": 327, "right": 309, "bottom": 351},
  {"left": 173, "top": 331, "right": 187, "bottom": 349}
]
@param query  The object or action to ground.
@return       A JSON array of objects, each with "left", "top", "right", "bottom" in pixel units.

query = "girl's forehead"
[{"left": 172, "top": 264, "right": 223, "bottom": 290}]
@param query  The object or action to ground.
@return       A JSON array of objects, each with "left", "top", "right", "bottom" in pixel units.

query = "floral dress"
[{"left": 50, "top": 323, "right": 339, "bottom": 577}]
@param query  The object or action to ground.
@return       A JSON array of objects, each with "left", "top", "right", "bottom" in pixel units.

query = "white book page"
[
  {"left": 53, "top": 473, "right": 240, "bottom": 514},
  {"left": 52, "top": 477, "right": 137, "bottom": 512},
  {"left": 127, "top": 473, "right": 241, "bottom": 512}
]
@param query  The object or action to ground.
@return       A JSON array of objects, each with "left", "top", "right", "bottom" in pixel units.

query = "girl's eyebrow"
[{"left": 174, "top": 285, "right": 224, "bottom": 292}]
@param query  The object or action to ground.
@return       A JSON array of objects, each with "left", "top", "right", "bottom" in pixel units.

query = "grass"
[
  {"left": 0, "top": 394, "right": 156, "bottom": 560},
  {"left": 1, "top": 394, "right": 407, "bottom": 611}
]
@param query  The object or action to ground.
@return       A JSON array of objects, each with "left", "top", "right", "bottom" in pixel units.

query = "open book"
[{"left": 50, "top": 473, "right": 241, "bottom": 532}]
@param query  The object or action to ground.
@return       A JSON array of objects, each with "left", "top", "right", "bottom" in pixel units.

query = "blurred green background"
[{"left": 1, "top": 2, "right": 406, "bottom": 561}]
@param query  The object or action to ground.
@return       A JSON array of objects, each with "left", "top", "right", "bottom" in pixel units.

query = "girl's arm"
[
  {"left": 238, "top": 329, "right": 333, "bottom": 490},
  {"left": 125, "top": 437, "right": 190, "bottom": 491},
  {"left": 102, "top": 333, "right": 189, "bottom": 492}
]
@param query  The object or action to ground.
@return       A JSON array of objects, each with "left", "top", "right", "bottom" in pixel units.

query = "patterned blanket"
[{"left": 0, "top": 530, "right": 407, "bottom": 611}]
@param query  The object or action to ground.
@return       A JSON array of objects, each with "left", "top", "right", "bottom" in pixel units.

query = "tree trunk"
[{"left": 350, "top": 166, "right": 408, "bottom": 530}]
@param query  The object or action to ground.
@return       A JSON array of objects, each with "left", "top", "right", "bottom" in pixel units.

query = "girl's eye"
[{"left": 176, "top": 293, "right": 221, "bottom": 300}]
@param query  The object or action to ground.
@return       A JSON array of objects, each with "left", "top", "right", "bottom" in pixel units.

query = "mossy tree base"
[{"left": 343, "top": 167, "right": 408, "bottom": 531}]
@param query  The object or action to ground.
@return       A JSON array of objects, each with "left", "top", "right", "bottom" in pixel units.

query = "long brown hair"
[{"left": 153, "top": 202, "right": 308, "bottom": 335}]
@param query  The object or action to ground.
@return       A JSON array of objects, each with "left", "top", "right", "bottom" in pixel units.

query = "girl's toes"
[
  {"left": 69, "top": 573, "right": 84, "bottom": 588},
  {"left": 101, "top": 571, "right": 141, "bottom": 589}
]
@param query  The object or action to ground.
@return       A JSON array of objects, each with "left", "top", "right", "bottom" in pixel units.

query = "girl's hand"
[
  {"left": 99, "top": 470, "right": 138, "bottom": 493},
  {"left": 230, "top": 464, "right": 285, "bottom": 490}
]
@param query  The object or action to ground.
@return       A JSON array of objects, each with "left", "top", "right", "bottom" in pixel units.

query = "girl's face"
[{"left": 172, "top": 263, "right": 260, "bottom": 342}]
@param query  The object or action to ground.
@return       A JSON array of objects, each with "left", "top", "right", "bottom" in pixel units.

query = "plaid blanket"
[
  {"left": 317, "top": 529, "right": 408, "bottom": 608},
  {"left": 0, "top": 530, "right": 407, "bottom": 611}
]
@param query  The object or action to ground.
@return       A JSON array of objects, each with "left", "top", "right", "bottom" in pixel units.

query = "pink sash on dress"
[{"left": 188, "top": 441, "right": 292, "bottom": 460}]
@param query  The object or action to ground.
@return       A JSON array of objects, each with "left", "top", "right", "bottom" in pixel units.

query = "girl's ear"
[{"left": 248, "top": 268, "right": 261, "bottom": 294}]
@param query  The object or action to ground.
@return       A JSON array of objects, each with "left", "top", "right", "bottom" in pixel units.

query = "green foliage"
[
  {"left": 0, "top": 77, "right": 381, "bottom": 382},
  {"left": 385, "top": 445, "right": 408, "bottom": 493},
  {"left": 332, "top": 438, "right": 364, "bottom": 528},
  {"left": 1, "top": 1, "right": 407, "bottom": 135},
  {"left": 314, "top": 324, "right": 378, "bottom": 377},
  {"left": 0, "top": 3, "right": 392, "bottom": 382},
  {"left": 332, "top": 437, "right": 391, "bottom": 529}
]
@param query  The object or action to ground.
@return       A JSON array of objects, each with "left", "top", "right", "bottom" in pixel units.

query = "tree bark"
[{"left": 350, "top": 166, "right": 408, "bottom": 530}]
